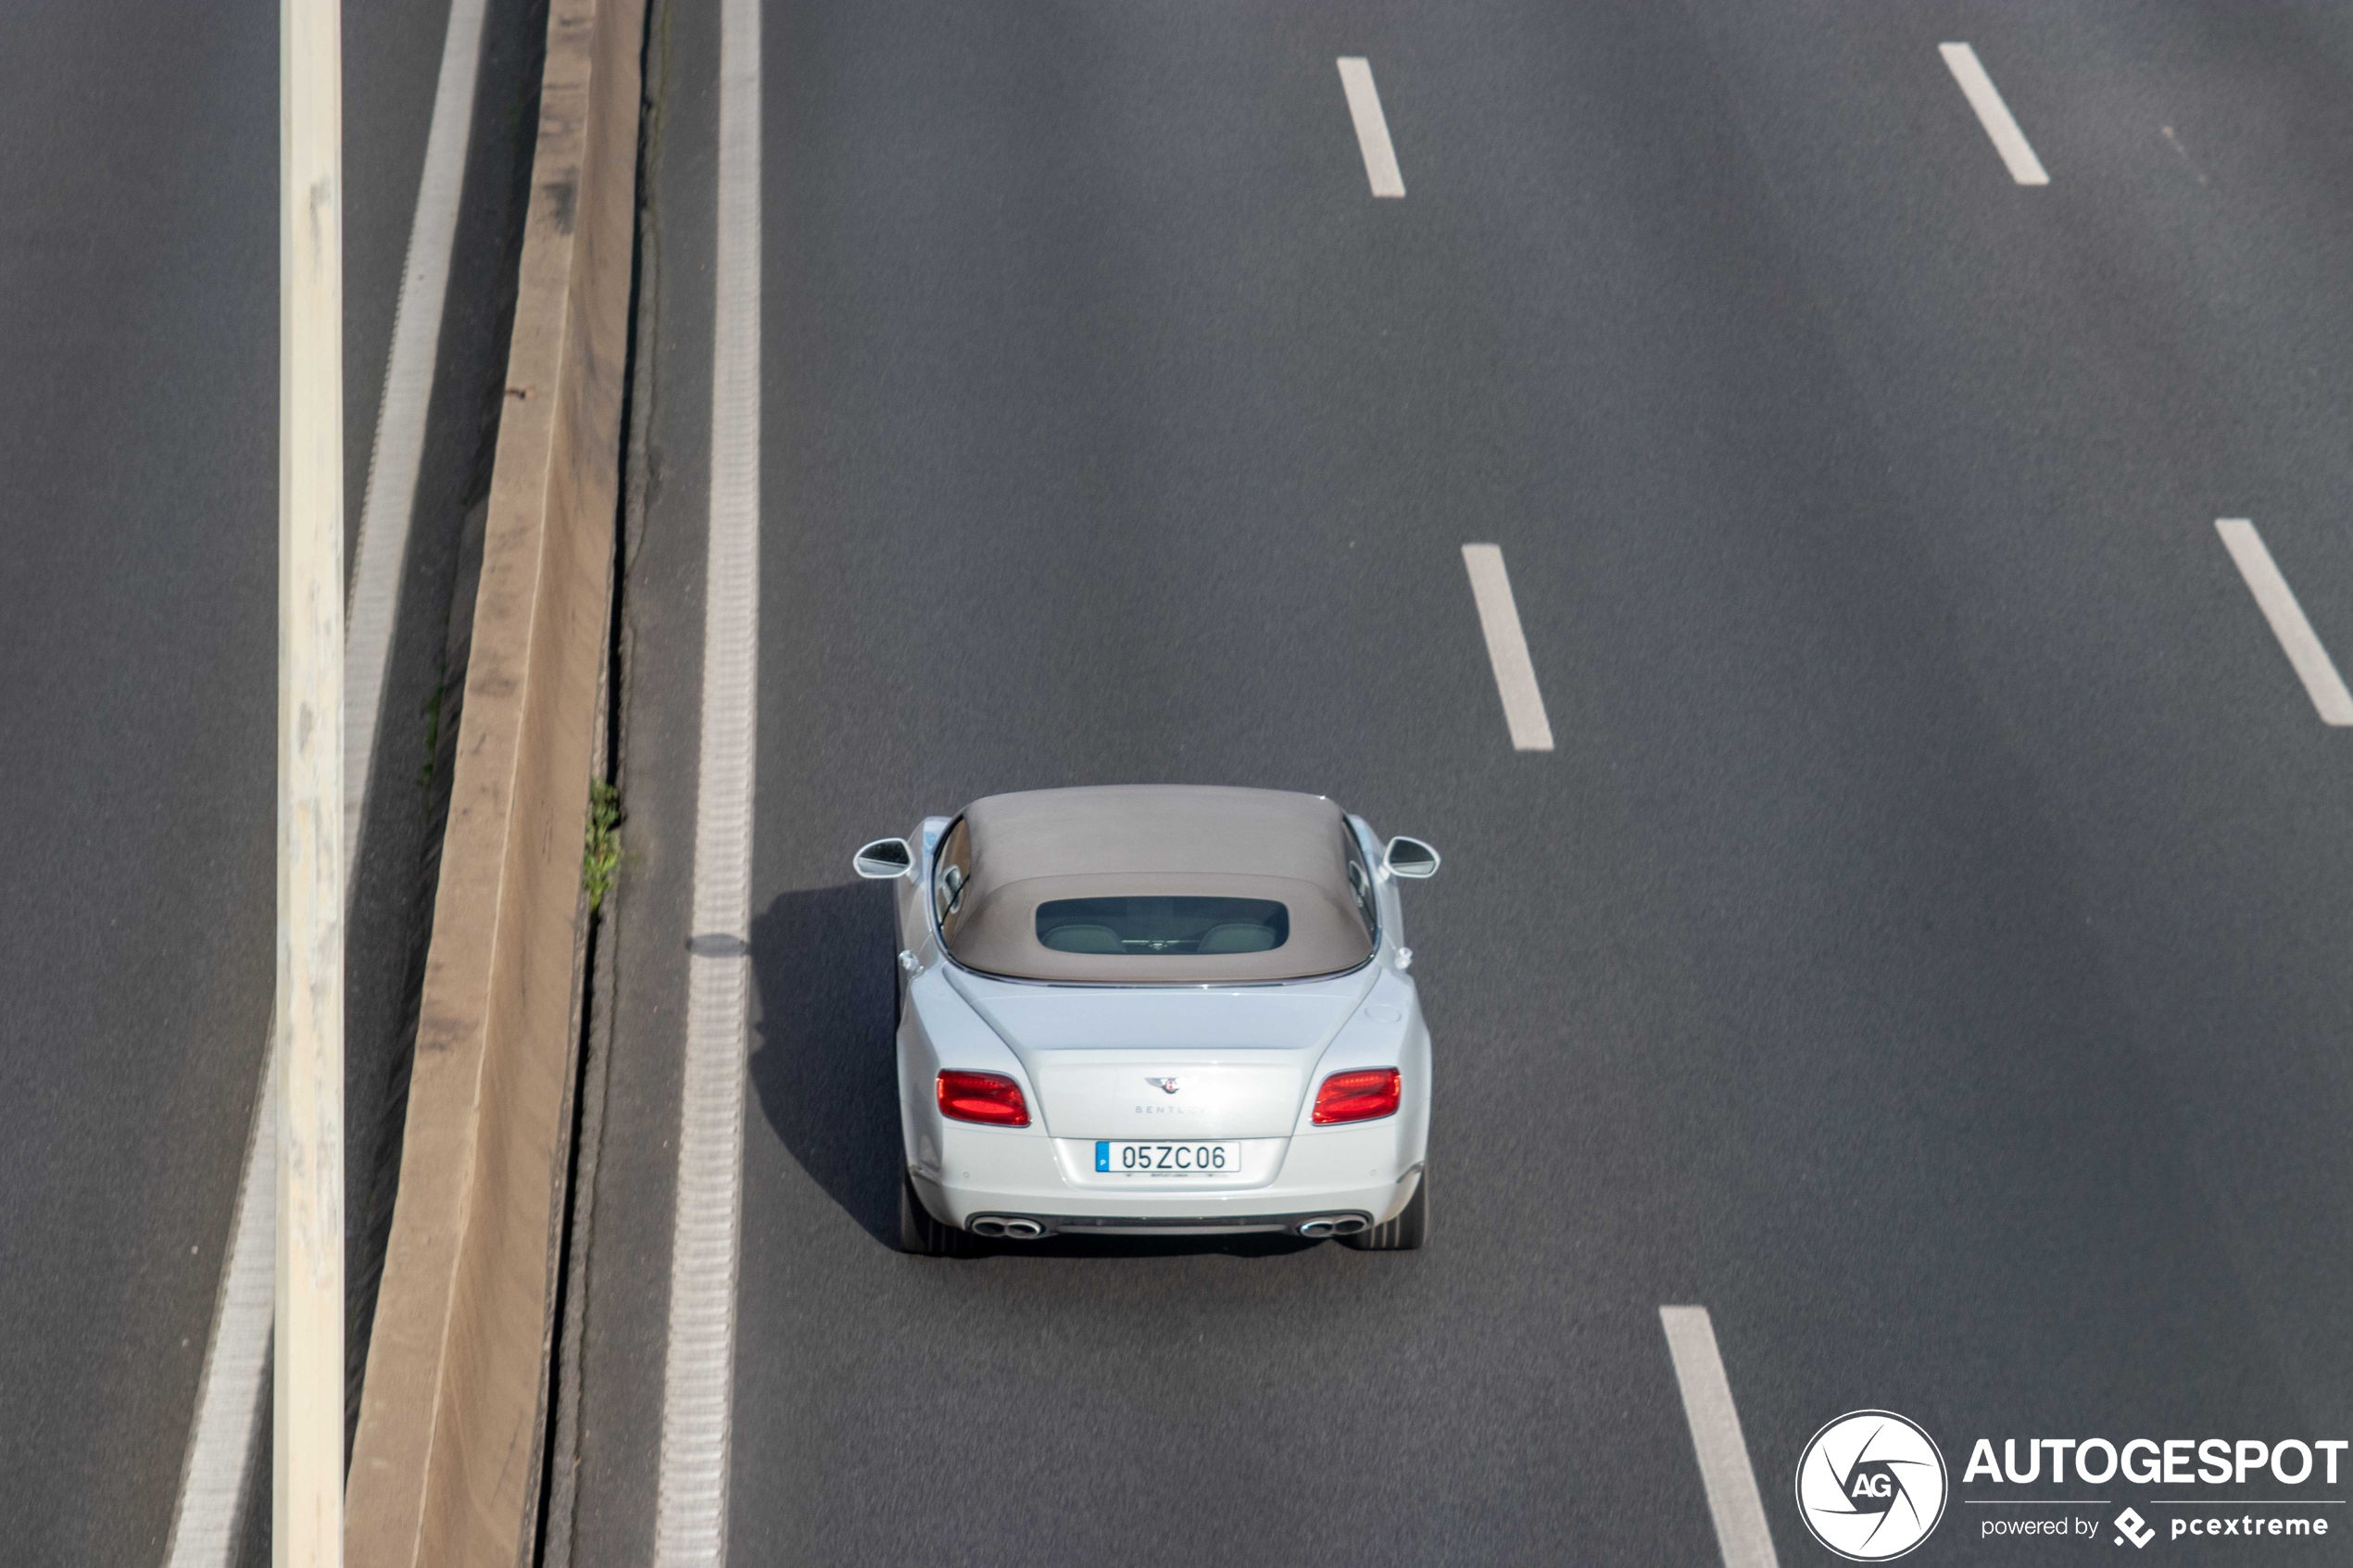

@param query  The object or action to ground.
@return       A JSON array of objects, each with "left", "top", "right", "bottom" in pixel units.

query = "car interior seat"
[
  {"left": 1040, "top": 923, "right": 1123, "bottom": 953},
  {"left": 1195, "top": 922, "right": 1277, "bottom": 954}
]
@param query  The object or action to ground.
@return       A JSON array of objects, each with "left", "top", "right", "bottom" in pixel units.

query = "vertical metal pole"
[{"left": 279, "top": 0, "right": 344, "bottom": 1558}]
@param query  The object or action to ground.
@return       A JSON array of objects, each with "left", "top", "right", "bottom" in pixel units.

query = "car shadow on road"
[
  {"left": 748, "top": 881, "right": 904, "bottom": 1248},
  {"left": 747, "top": 881, "right": 1329, "bottom": 1261}
]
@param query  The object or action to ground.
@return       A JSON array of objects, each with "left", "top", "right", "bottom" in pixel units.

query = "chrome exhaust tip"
[
  {"left": 968, "top": 1215, "right": 1046, "bottom": 1240},
  {"left": 1298, "top": 1214, "right": 1367, "bottom": 1238}
]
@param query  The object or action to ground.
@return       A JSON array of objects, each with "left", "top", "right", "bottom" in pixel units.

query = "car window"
[
  {"left": 1036, "top": 897, "right": 1289, "bottom": 956},
  {"left": 1342, "top": 823, "right": 1378, "bottom": 941},
  {"left": 933, "top": 817, "right": 972, "bottom": 941}
]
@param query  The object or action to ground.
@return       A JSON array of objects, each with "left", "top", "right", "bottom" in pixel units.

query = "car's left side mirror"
[
  {"left": 1383, "top": 836, "right": 1441, "bottom": 880},
  {"left": 852, "top": 837, "right": 915, "bottom": 880}
]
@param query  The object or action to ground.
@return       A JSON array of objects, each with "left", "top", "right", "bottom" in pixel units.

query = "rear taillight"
[
  {"left": 937, "top": 1070, "right": 1030, "bottom": 1127},
  {"left": 1311, "top": 1067, "right": 1401, "bottom": 1125}
]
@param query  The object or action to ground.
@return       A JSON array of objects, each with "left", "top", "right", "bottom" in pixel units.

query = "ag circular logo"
[{"left": 1795, "top": 1410, "right": 1948, "bottom": 1562}]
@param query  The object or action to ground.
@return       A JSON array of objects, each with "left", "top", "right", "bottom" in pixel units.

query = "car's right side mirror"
[
  {"left": 852, "top": 837, "right": 915, "bottom": 880},
  {"left": 1382, "top": 836, "right": 1441, "bottom": 880}
]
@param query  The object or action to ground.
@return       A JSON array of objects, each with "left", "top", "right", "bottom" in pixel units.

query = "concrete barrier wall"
[{"left": 346, "top": 0, "right": 645, "bottom": 1561}]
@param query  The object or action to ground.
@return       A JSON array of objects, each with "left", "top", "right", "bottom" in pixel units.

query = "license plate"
[{"left": 1095, "top": 1140, "right": 1242, "bottom": 1175}]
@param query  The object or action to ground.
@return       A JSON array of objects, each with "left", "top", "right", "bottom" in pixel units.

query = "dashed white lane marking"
[
  {"left": 1337, "top": 57, "right": 1406, "bottom": 198},
  {"left": 1939, "top": 43, "right": 2050, "bottom": 186},
  {"left": 652, "top": 0, "right": 762, "bottom": 1559},
  {"left": 2216, "top": 519, "right": 2353, "bottom": 725},
  {"left": 1461, "top": 545, "right": 1554, "bottom": 751},
  {"left": 160, "top": 3, "right": 492, "bottom": 1563},
  {"left": 1660, "top": 1306, "right": 1782, "bottom": 1568}
]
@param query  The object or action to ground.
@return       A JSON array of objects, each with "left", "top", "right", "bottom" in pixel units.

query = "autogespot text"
[{"left": 1963, "top": 1436, "right": 2347, "bottom": 1486}]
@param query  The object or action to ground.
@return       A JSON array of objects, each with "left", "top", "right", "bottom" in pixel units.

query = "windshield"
[{"left": 1036, "top": 896, "right": 1290, "bottom": 957}]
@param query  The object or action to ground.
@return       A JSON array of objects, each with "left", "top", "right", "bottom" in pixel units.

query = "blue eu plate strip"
[{"left": 1094, "top": 1140, "right": 1110, "bottom": 1172}]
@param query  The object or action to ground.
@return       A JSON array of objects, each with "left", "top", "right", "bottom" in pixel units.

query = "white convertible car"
[{"left": 853, "top": 784, "right": 1440, "bottom": 1256}]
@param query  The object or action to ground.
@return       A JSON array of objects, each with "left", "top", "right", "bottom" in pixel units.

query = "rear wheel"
[
  {"left": 899, "top": 1172, "right": 978, "bottom": 1257},
  {"left": 1341, "top": 1169, "right": 1427, "bottom": 1251}
]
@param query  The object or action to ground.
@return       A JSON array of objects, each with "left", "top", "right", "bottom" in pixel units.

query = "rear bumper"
[
  {"left": 954, "top": 1205, "right": 1383, "bottom": 1240},
  {"left": 912, "top": 1120, "right": 1423, "bottom": 1236}
]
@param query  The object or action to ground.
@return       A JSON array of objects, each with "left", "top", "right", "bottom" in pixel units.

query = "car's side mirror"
[
  {"left": 852, "top": 837, "right": 915, "bottom": 880},
  {"left": 1383, "top": 836, "right": 1441, "bottom": 880}
]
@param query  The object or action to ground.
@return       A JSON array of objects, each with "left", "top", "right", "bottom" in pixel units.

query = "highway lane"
[
  {"left": 1680, "top": 0, "right": 2353, "bottom": 1447},
  {"left": 0, "top": 0, "right": 538, "bottom": 1560},
  {"left": 564, "top": 1, "right": 2353, "bottom": 1562}
]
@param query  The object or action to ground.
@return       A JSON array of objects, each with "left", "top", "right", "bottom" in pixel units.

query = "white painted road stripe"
[
  {"left": 1461, "top": 545, "right": 1554, "bottom": 751},
  {"left": 1940, "top": 44, "right": 2050, "bottom": 185},
  {"left": 346, "top": 0, "right": 492, "bottom": 871},
  {"left": 1337, "top": 58, "right": 1406, "bottom": 198},
  {"left": 653, "top": 0, "right": 761, "bottom": 1559},
  {"left": 160, "top": 1026, "right": 278, "bottom": 1568},
  {"left": 1660, "top": 1306, "right": 1782, "bottom": 1568},
  {"left": 160, "top": 3, "right": 491, "bottom": 1564},
  {"left": 2217, "top": 519, "right": 2353, "bottom": 725}
]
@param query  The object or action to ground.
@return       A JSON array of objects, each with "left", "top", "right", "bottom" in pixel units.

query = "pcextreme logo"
[{"left": 1795, "top": 1411, "right": 1950, "bottom": 1562}]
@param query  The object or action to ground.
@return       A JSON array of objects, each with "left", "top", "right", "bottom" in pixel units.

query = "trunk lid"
[{"left": 952, "top": 972, "right": 1374, "bottom": 1138}]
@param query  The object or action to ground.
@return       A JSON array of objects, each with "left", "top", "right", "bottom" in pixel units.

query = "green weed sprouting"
[{"left": 583, "top": 780, "right": 622, "bottom": 912}]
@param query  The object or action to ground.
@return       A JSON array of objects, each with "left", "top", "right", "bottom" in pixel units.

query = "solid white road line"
[
  {"left": 652, "top": 0, "right": 762, "bottom": 1560},
  {"left": 2216, "top": 519, "right": 2353, "bottom": 726},
  {"left": 346, "top": 0, "right": 492, "bottom": 869},
  {"left": 160, "top": 1030, "right": 279, "bottom": 1568},
  {"left": 1461, "top": 545, "right": 1554, "bottom": 751},
  {"left": 1660, "top": 1306, "right": 1782, "bottom": 1568},
  {"left": 1939, "top": 44, "right": 2050, "bottom": 186},
  {"left": 1337, "top": 58, "right": 1406, "bottom": 198},
  {"left": 159, "top": 4, "right": 491, "bottom": 1564}
]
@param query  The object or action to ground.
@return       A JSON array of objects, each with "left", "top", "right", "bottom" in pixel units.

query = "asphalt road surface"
[
  {"left": 565, "top": 2, "right": 2353, "bottom": 1563},
  {"left": 0, "top": 0, "right": 537, "bottom": 1559}
]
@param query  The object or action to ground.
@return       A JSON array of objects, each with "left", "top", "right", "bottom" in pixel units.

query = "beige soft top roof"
[{"left": 944, "top": 785, "right": 1373, "bottom": 983}]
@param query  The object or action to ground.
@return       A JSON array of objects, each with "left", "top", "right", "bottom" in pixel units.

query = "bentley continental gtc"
[{"left": 853, "top": 784, "right": 1439, "bottom": 1256}]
